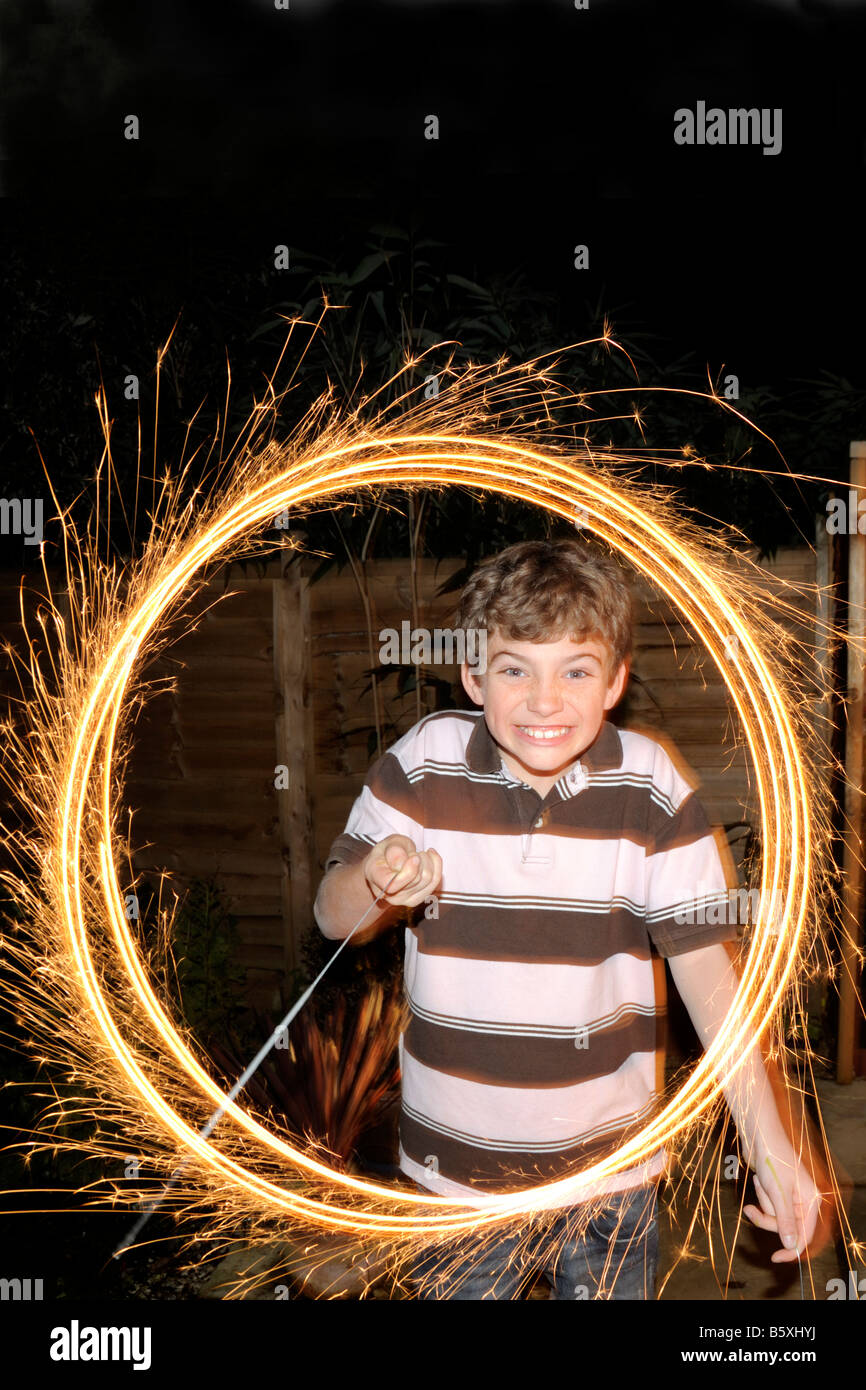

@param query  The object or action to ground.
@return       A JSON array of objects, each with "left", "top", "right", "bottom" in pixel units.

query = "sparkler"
[
  {"left": 112, "top": 868, "right": 404, "bottom": 1257},
  {"left": 0, "top": 314, "right": 860, "bottom": 1294}
]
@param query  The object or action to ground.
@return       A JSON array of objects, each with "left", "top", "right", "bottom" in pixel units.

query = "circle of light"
[{"left": 64, "top": 436, "right": 809, "bottom": 1236}]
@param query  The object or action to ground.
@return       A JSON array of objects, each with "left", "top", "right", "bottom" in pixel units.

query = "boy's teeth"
[{"left": 520, "top": 726, "right": 569, "bottom": 739}]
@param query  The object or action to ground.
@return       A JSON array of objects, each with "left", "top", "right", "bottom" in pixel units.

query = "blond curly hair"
[{"left": 453, "top": 537, "right": 632, "bottom": 680}]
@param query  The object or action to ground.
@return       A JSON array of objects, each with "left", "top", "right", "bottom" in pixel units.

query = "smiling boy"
[
  {"left": 468, "top": 629, "right": 626, "bottom": 796},
  {"left": 314, "top": 538, "right": 822, "bottom": 1299}
]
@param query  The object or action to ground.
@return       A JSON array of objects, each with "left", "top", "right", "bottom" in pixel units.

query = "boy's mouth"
[{"left": 515, "top": 725, "right": 573, "bottom": 742}]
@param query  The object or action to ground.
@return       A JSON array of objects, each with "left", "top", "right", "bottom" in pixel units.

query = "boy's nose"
[{"left": 526, "top": 681, "right": 564, "bottom": 715}]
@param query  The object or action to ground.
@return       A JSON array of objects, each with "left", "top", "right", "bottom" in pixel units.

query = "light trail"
[
  {"left": 112, "top": 867, "right": 405, "bottom": 1256},
  {"left": 0, "top": 320, "right": 859, "bottom": 1291}
]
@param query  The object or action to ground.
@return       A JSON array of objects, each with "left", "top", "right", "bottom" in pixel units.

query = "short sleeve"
[
  {"left": 324, "top": 746, "right": 426, "bottom": 871},
  {"left": 644, "top": 782, "right": 738, "bottom": 959}
]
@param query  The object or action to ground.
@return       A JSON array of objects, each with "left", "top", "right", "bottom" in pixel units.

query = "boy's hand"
[
  {"left": 364, "top": 835, "right": 442, "bottom": 909},
  {"left": 743, "top": 1140, "right": 824, "bottom": 1262}
]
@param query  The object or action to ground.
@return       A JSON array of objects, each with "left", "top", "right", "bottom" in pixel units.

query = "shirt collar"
[{"left": 466, "top": 714, "right": 623, "bottom": 775}]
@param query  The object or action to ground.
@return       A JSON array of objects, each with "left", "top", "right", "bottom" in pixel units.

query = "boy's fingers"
[
  {"left": 750, "top": 1173, "right": 775, "bottom": 1215},
  {"left": 384, "top": 843, "right": 411, "bottom": 872},
  {"left": 762, "top": 1177, "right": 800, "bottom": 1251},
  {"left": 381, "top": 864, "right": 405, "bottom": 894},
  {"left": 371, "top": 846, "right": 441, "bottom": 903},
  {"left": 746, "top": 1174, "right": 802, "bottom": 1256},
  {"left": 396, "top": 853, "right": 421, "bottom": 882},
  {"left": 385, "top": 849, "right": 415, "bottom": 876},
  {"left": 381, "top": 855, "right": 421, "bottom": 895},
  {"left": 744, "top": 1198, "right": 779, "bottom": 1233}
]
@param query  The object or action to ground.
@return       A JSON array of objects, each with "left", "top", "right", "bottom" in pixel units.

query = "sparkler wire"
[{"left": 112, "top": 868, "right": 403, "bottom": 1256}]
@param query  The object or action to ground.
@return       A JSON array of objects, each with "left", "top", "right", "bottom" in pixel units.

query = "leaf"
[
  {"left": 248, "top": 316, "right": 298, "bottom": 343},
  {"left": 411, "top": 326, "right": 444, "bottom": 347},
  {"left": 346, "top": 252, "right": 393, "bottom": 287},
  {"left": 426, "top": 675, "right": 456, "bottom": 709},
  {"left": 435, "top": 564, "right": 471, "bottom": 596},
  {"left": 367, "top": 289, "right": 388, "bottom": 330},
  {"left": 445, "top": 273, "right": 493, "bottom": 300},
  {"left": 308, "top": 554, "right": 340, "bottom": 586},
  {"left": 368, "top": 223, "right": 410, "bottom": 241},
  {"left": 458, "top": 315, "right": 510, "bottom": 339},
  {"left": 397, "top": 667, "right": 417, "bottom": 696},
  {"left": 359, "top": 666, "right": 401, "bottom": 697}
]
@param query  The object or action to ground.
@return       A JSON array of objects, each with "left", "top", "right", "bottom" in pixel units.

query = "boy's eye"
[{"left": 497, "top": 666, "right": 591, "bottom": 679}]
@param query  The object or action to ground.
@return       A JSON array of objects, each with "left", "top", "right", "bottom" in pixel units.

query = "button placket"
[{"left": 522, "top": 803, "right": 552, "bottom": 866}]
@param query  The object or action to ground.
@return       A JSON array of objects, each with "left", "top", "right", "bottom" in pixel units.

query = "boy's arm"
[
  {"left": 668, "top": 942, "right": 825, "bottom": 1261},
  {"left": 315, "top": 837, "right": 443, "bottom": 943},
  {"left": 314, "top": 858, "right": 393, "bottom": 944},
  {"left": 316, "top": 737, "right": 434, "bottom": 943}
]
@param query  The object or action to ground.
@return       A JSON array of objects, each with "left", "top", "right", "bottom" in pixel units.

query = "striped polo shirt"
[{"left": 324, "top": 709, "right": 736, "bottom": 1209}]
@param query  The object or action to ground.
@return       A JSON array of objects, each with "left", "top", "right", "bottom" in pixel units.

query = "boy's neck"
[{"left": 499, "top": 750, "right": 579, "bottom": 799}]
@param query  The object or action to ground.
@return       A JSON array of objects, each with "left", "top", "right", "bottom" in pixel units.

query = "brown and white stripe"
[{"left": 325, "top": 710, "right": 736, "bottom": 1208}]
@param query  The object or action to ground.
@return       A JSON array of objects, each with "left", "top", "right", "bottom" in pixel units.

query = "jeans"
[{"left": 407, "top": 1181, "right": 659, "bottom": 1300}]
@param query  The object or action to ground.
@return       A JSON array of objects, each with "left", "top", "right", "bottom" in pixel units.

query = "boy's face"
[{"left": 461, "top": 630, "right": 628, "bottom": 794}]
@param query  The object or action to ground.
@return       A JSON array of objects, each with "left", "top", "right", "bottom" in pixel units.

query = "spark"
[{"left": 0, "top": 312, "right": 858, "bottom": 1294}]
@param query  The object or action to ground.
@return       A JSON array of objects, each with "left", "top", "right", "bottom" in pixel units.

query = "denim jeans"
[{"left": 408, "top": 1181, "right": 659, "bottom": 1301}]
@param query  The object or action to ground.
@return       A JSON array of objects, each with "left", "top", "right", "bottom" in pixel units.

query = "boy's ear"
[
  {"left": 603, "top": 658, "right": 630, "bottom": 711},
  {"left": 460, "top": 661, "right": 485, "bottom": 706}
]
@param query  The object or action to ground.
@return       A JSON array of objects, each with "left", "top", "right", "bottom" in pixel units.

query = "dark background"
[{"left": 2, "top": 0, "right": 865, "bottom": 529}]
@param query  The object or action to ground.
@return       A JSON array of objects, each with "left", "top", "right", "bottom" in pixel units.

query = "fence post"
[
  {"left": 273, "top": 542, "right": 315, "bottom": 981},
  {"left": 805, "top": 507, "right": 837, "bottom": 1042},
  {"left": 653, "top": 955, "right": 667, "bottom": 1099},
  {"left": 837, "top": 442, "right": 866, "bottom": 1082}
]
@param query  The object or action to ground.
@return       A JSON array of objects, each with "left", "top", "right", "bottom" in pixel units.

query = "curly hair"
[{"left": 453, "top": 537, "right": 633, "bottom": 679}]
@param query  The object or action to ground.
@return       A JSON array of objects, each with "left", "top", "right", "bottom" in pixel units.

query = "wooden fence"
[
  {"left": 125, "top": 544, "right": 821, "bottom": 1009},
  {"left": 0, "top": 544, "right": 825, "bottom": 1015}
]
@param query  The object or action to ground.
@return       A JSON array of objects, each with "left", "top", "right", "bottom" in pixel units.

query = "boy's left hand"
[{"left": 743, "top": 1141, "right": 823, "bottom": 1262}]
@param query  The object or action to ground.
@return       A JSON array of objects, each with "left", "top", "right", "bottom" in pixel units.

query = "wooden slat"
[
  {"left": 132, "top": 849, "right": 285, "bottom": 877},
  {"left": 124, "top": 782, "right": 278, "bottom": 816},
  {"left": 273, "top": 548, "right": 316, "bottom": 978}
]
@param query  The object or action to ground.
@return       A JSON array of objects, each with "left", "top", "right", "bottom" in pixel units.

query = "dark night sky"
[{"left": 1, "top": 0, "right": 865, "bottom": 470}]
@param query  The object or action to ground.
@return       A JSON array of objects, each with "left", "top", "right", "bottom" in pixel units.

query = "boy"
[{"left": 314, "top": 538, "right": 822, "bottom": 1299}]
